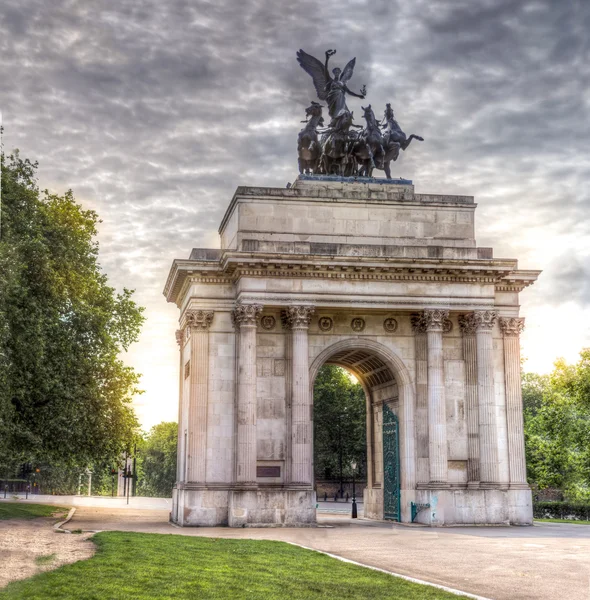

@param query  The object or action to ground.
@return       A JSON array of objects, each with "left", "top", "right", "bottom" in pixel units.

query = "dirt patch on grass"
[{"left": 0, "top": 515, "right": 95, "bottom": 588}]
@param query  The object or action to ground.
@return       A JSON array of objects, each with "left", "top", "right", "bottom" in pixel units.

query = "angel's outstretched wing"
[
  {"left": 340, "top": 57, "right": 356, "bottom": 84},
  {"left": 297, "top": 49, "right": 329, "bottom": 101}
]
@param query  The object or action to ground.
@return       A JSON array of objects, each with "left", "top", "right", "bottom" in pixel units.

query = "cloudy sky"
[{"left": 1, "top": 0, "right": 588, "bottom": 429}]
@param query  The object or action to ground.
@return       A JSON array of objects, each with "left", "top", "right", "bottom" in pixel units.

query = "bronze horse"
[
  {"left": 353, "top": 105, "right": 401, "bottom": 178},
  {"left": 297, "top": 101, "right": 324, "bottom": 174},
  {"left": 381, "top": 103, "right": 423, "bottom": 176},
  {"left": 320, "top": 110, "right": 355, "bottom": 176}
]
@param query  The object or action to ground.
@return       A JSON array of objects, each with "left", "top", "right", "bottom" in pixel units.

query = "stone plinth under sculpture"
[{"left": 163, "top": 176, "right": 540, "bottom": 527}]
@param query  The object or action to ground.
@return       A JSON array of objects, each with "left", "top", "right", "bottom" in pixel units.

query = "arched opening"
[{"left": 310, "top": 340, "right": 413, "bottom": 522}]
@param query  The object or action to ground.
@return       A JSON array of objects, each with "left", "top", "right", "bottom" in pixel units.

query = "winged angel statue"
[
  {"left": 296, "top": 49, "right": 366, "bottom": 130},
  {"left": 296, "top": 48, "right": 423, "bottom": 177}
]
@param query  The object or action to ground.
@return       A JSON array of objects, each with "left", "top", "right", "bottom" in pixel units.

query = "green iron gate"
[{"left": 382, "top": 403, "right": 401, "bottom": 521}]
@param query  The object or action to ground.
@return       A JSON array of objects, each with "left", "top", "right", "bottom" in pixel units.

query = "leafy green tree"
[
  {"left": 137, "top": 422, "right": 177, "bottom": 497},
  {"left": 523, "top": 350, "right": 590, "bottom": 501},
  {"left": 313, "top": 365, "right": 366, "bottom": 493},
  {"left": 0, "top": 150, "right": 144, "bottom": 475}
]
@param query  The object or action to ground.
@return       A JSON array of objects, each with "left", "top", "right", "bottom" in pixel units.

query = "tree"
[
  {"left": 523, "top": 350, "right": 590, "bottom": 501},
  {"left": 0, "top": 150, "right": 144, "bottom": 474},
  {"left": 137, "top": 422, "right": 177, "bottom": 497},
  {"left": 313, "top": 365, "right": 366, "bottom": 494}
]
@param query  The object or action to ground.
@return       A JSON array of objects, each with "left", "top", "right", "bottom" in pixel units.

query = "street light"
[{"left": 350, "top": 461, "right": 358, "bottom": 519}]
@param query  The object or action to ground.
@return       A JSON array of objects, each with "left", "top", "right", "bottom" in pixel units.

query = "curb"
[
  {"left": 284, "top": 541, "right": 492, "bottom": 600},
  {"left": 53, "top": 507, "right": 76, "bottom": 533}
]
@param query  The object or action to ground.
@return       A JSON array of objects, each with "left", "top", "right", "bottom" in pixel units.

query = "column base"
[
  {"left": 172, "top": 486, "right": 316, "bottom": 527},
  {"left": 412, "top": 487, "right": 533, "bottom": 526}
]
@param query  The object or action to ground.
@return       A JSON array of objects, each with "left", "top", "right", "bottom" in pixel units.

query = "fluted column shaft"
[
  {"left": 474, "top": 310, "right": 500, "bottom": 486},
  {"left": 500, "top": 317, "right": 528, "bottom": 487},
  {"left": 284, "top": 306, "right": 315, "bottom": 485},
  {"left": 186, "top": 310, "right": 214, "bottom": 483},
  {"left": 233, "top": 304, "right": 262, "bottom": 485},
  {"left": 411, "top": 316, "right": 429, "bottom": 484},
  {"left": 459, "top": 315, "right": 479, "bottom": 485},
  {"left": 175, "top": 329, "right": 185, "bottom": 484},
  {"left": 423, "top": 309, "right": 449, "bottom": 485}
]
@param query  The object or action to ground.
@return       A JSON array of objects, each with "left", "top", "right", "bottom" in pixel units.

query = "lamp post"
[{"left": 351, "top": 461, "right": 357, "bottom": 519}]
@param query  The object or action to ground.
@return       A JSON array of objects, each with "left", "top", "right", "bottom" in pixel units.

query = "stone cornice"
[
  {"left": 163, "top": 254, "right": 540, "bottom": 306},
  {"left": 231, "top": 303, "right": 262, "bottom": 329},
  {"left": 499, "top": 317, "right": 525, "bottom": 336}
]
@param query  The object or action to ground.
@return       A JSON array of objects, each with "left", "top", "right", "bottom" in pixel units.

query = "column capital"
[
  {"left": 175, "top": 329, "right": 184, "bottom": 346},
  {"left": 473, "top": 310, "right": 498, "bottom": 331},
  {"left": 422, "top": 309, "right": 449, "bottom": 332},
  {"left": 458, "top": 313, "right": 478, "bottom": 336},
  {"left": 281, "top": 305, "right": 315, "bottom": 330},
  {"left": 499, "top": 317, "right": 525, "bottom": 337},
  {"left": 186, "top": 309, "right": 214, "bottom": 331},
  {"left": 231, "top": 303, "right": 262, "bottom": 329},
  {"left": 411, "top": 314, "right": 428, "bottom": 334}
]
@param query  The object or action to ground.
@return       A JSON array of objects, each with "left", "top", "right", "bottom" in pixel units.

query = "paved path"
[{"left": 67, "top": 506, "right": 590, "bottom": 600}]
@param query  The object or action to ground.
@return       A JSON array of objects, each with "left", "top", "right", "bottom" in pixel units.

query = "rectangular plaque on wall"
[{"left": 257, "top": 466, "right": 281, "bottom": 478}]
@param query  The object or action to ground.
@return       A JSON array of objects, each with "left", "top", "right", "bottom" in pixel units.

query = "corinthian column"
[
  {"left": 283, "top": 305, "right": 315, "bottom": 486},
  {"left": 459, "top": 313, "right": 479, "bottom": 486},
  {"left": 232, "top": 303, "right": 262, "bottom": 485},
  {"left": 175, "top": 329, "right": 185, "bottom": 484},
  {"left": 185, "top": 310, "right": 214, "bottom": 483},
  {"left": 411, "top": 315, "right": 429, "bottom": 485},
  {"left": 423, "top": 309, "right": 449, "bottom": 485},
  {"left": 474, "top": 310, "right": 500, "bottom": 487},
  {"left": 499, "top": 317, "right": 528, "bottom": 488}
]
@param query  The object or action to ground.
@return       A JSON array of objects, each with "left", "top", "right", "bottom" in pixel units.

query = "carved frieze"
[
  {"left": 318, "top": 316, "right": 334, "bottom": 332},
  {"left": 383, "top": 318, "right": 398, "bottom": 333},
  {"left": 231, "top": 303, "right": 263, "bottom": 328},
  {"left": 351, "top": 317, "right": 366, "bottom": 332},
  {"left": 499, "top": 317, "right": 525, "bottom": 337},
  {"left": 260, "top": 315, "right": 276, "bottom": 330},
  {"left": 281, "top": 305, "right": 315, "bottom": 329},
  {"left": 185, "top": 310, "right": 214, "bottom": 331}
]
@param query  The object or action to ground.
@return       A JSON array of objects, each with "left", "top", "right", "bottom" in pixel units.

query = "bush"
[{"left": 533, "top": 501, "right": 590, "bottom": 521}]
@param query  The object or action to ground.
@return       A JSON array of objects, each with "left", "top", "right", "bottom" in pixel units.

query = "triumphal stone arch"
[{"left": 164, "top": 176, "right": 539, "bottom": 527}]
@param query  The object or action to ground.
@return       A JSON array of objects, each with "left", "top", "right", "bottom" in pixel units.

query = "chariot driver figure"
[{"left": 297, "top": 49, "right": 367, "bottom": 132}]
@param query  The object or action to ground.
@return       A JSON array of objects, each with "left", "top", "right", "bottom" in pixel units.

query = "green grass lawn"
[
  {"left": 0, "top": 531, "right": 467, "bottom": 599},
  {"left": 535, "top": 518, "right": 590, "bottom": 524},
  {"left": 0, "top": 502, "right": 68, "bottom": 520}
]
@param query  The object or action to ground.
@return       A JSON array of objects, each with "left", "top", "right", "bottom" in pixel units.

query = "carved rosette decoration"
[
  {"left": 318, "top": 316, "right": 333, "bottom": 332},
  {"left": 473, "top": 310, "right": 498, "bottom": 331},
  {"left": 351, "top": 317, "right": 365, "bottom": 332},
  {"left": 185, "top": 310, "right": 214, "bottom": 331},
  {"left": 260, "top": 315, "right": 276, "bottom": 330},
  {"left": 411, "top": 314, "right": 428, "bottom": 334},
  {"left": 282, "top": 306, "right": 315, "bottom": 329},
  {"left": 458, "top": 313, "right": 478, "bottom": 336},
  {"left": 422, "top": 309, "right": 450, "bottom": 332},
  {"left": 499, "top": 317, "right": 525, "bottom": 337},
  {"left": 442, "top": 319, "right": 453, "bottom": 334},
  {"left": 175, "top": 329, "right": 184, "bottom": 347},
  {"left": 231, "top": 303, "right": 263, "bottom": 329},
  {"left": 383, "top": 318, "right": 398, "bottom": 333}
]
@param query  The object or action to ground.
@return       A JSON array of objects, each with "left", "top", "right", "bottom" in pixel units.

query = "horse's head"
[
  {"left": 361, "top": 105, "right": 377, "bottom": 127},
  {"left": 305, "top": 101, "right": 324, "bottom": 119}
]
